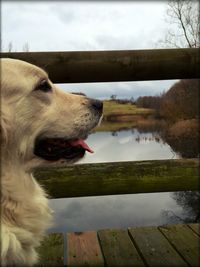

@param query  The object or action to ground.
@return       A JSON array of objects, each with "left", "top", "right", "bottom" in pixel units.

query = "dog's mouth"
[{"left": 34, "top": 137, "right": 93, "bottom": 161}]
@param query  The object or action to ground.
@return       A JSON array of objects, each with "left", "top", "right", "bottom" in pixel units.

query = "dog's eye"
[{"left": 35, "top": 80, "right": 52, "bottom": 93}]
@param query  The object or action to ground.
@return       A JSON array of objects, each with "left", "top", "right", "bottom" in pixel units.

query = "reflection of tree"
[
  {"left": 135, "top": 135, "right": 161, "bottom": 143},
  {"left": 162, "top": 191, "right": 200, "bottom": 224},
  {"left": 136, "top": 120, "right": 166, "bottom": 134},
  {"left": 173, "top": 191, "right": 200, "bottom": 222},
  {"left": 111, "top": 131, "right": 118, "bottom": 136},
  {"left": 163, "top": 134, "right": 199, "bottom": 158},
  {"left": 161, "top": 120, "right": 199, "bottom": 158},
  {"left": 131, "top": 129, "right": 135, "bottom": 134},
  {"left": 162, "top": 210, "right": 183, "bottom": 224},
  {"left": 107, "top": 120, "right": 199, "bottom": 158}
]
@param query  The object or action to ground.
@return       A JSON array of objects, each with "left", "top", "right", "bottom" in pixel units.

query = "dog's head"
[{"left": 1, "top": 58, "right": 103, "bottom": 168}]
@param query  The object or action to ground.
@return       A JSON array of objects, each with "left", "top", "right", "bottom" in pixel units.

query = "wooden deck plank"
[
  {"left": 129, "top": 226, "right": 188, "bottom": 267},
  {"left": 67, "top": 231, "right": 104, "bottom": 267},
  {"left": 36, "top": 233, "right": 64, "bottom": 267},
  {"left": 36, "top": 223, "right": 199, "bottom": 267},
  {"left": 98, "top": 229, "right": 145, "bottom": 267},
  {"left": 187, "top": 223, "right": 200, "bottom": 236},
  {"left": 159, "top": 224, "right": 200, "bottom": 267}
]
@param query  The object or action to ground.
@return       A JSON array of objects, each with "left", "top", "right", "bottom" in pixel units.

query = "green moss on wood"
[
  {"left": 34, "top": 159, "right": 199, "bottom": 198},
  {"left": 36, "top": 233, "right": 64, "bottom": 266}
]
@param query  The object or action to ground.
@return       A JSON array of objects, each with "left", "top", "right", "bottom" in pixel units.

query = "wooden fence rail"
[
  {"left": 1, "top": 48, "right": 199, "bottom": 83},
  {"left": 34, "top": 159, "right": 199, "bottom": 198},
  {"left": 2, "top": 49, "right": 199, "bottom": 198}
]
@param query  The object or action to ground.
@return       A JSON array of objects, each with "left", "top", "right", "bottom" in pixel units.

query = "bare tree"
[
  {"left": 158, "top": 0, "right": 199, "bottom": 48},
  {"left": 110, "top": 94, "right": 117, "bottom": 101},
  {"left": 6, "top": 42, "right": 30, "bottom": 52},
  {"left": 8, "top": 41, "right": 13, "bottom": 52},
  {"left": 22, "top": 42, "right": 30, "bottom": 52}
]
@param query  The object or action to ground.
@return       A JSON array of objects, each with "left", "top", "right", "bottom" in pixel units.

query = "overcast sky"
[{"left": 2, "top": 1, "right": 179, "bottom": 99}]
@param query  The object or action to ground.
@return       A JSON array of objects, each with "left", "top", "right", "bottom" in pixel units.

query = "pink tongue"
[{"left": 69, "top": 139, "right": 94, "bottom": 153}]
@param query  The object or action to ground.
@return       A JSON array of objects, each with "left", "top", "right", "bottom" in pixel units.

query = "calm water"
[
  {"left": 79, "top": 129, "right": 179, "bottom": 163},
  {"left": 48, "top": 129, "right": 199, "bottom": 233}
]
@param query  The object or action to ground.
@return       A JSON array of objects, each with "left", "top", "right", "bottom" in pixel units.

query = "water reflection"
[
  {"left": 49, "top": 127, "right": 199, "bottom": 233},
  {"left": 79, "top": 129, "right": 179, "bottom": 164},
  {"left": 162, "top": 191, "right": 200, "bottom": 224},
  {"left": 136, "top": 118, "right": 199, "bottom": 158},
  {"left": 49, "top": 191, "right": 200, "bottom": 233},
  {"left": 162, "top": 133, "right": 199, "bottom": 158},
  {"left": 49, "top": 193, "right": 178, "bottom": 232}
]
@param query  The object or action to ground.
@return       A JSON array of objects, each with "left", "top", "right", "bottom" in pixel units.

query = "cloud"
[
  {"left": 58, "top": 79, "right": 178, "bottom": 99},
  {"left": 49, "top": 192, "right": 179, "bottom": 232},
  {"left": 2, "top": 1, "right": 176, "bottom": 98},
  {"left": 2, "top": 1, "right": 168, "bottom": 51}
]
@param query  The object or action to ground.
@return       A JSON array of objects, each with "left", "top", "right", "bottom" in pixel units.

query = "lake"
[{"left": 48, "top": 128, "right": 199, "bottom": 233}]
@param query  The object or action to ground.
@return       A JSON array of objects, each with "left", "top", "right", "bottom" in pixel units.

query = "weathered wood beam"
[
  {"left": 1, "top": 48, "right": 199, "bottom": 83},
  {"left": 34, "top": 159, "right": 199, "bottom": 198}
]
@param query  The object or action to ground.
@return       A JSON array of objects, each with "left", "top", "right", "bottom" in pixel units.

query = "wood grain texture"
[
  {"left": 159, "top": 224, "right": 200, "bottom": 267},
  {"left": 98, "top": 229, "right": 145, "bottom": 267},
  {"left": 1, "top": 48, "right": 199, "bottom": 83},
  {"left": 129, "top": 226, "right": 188, "bottom": 267},
  {"left": 187, "top": 223, "right": 200, "bottom": 236},
  {"left": 67, "top": 231, "right": 104, "bottom": 267},
  {"left": 37, "top": 224, "right": 199, "bottom": 267}
]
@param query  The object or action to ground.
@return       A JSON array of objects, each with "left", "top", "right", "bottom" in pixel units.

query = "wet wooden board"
[
  {"left": 98, "top": 229, "right": 145, "bottom": 267},
  {"left": 36, "top": 233, "right": 64, "bottom": 267},
  {"left": 129, "top": 226, "right": 188, "bottom": 267},
  {"left": 188, "top": 223, "right": 200, "bottom": 236},
  {"left": 37, "top": 224, "right": 199, "bottom": 267},
  {"left": 67, "top": 231, "right": 104, "bottom": 267},
  {"left": 159, "top": 224, "right": 200, "bottom": 267}
]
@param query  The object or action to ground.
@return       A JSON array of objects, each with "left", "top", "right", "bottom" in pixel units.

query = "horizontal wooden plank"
[
  {"left": 36, "top": 233, "right": 64, "bottom": 267},
  {"left": 34, "top": 159, "right": 199, "bottom": 198},
  {"left": 129, "top": 226, "right": 188, "bottom": 267},
  {"left": 1, "top": 48, "right": 199, "bottom": 83},
  {"left": 98, "top": 229, "right": 145, "bottom": 267},
  {"left": 159, "top": 224, "right": 200, "bottom": 267},
  {"left": 67, "top": 231, "right": 104, "bottom": 267}
]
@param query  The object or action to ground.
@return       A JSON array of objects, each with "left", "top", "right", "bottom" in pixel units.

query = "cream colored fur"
[{"left": 1, "top": 58, "right": 101, "bottom": 266}]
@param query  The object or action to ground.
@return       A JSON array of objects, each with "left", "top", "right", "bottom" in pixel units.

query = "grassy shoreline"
[
  {"left": 95, "top": 100, "right": 155, "bottom": 132},
  {"left": 102, "top": 100, "right": 153, "bottom": 119}
]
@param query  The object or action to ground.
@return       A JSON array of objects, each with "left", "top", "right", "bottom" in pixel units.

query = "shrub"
[{"left": 160, "top": 80, "right": 199, "bottom": 122}]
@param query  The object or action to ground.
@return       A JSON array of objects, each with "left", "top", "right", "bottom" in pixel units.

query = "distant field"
[
  {"left": 94, "top": 100, "right": 154, "bottom": 132},
  {"left": 103, "top": 100, "right": 153, "bottom": 118}
]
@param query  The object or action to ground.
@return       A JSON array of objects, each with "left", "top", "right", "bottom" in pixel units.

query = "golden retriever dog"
[{"left": 1, "top": 58, "right": 103, "bottom": 266}]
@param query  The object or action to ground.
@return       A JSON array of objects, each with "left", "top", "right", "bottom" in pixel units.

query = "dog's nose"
[{"left": 89, "top": 99, "right": 103, "bottom": 113}]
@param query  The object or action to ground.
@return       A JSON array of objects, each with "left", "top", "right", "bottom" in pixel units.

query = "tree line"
[{"left": 136, "top": 79, "right": 199, "bottom": 122}]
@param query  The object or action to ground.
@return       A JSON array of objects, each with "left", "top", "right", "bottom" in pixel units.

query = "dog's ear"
[{"left": 0, "top": 104, "right": 11, "bottom": 145}]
